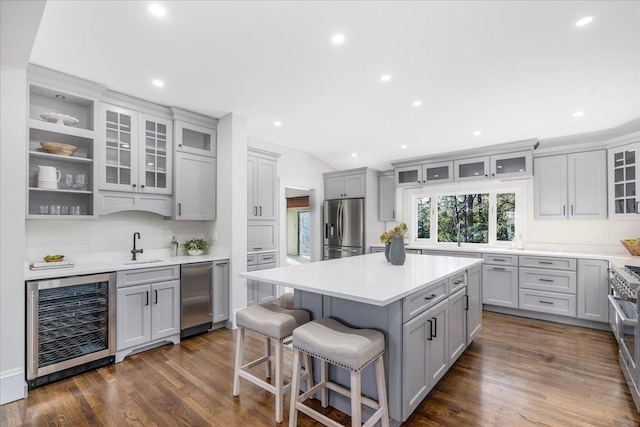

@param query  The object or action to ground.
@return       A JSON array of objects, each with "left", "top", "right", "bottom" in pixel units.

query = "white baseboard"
[{"left": 0, "top": 367, "right": 27, "bottom": 405}]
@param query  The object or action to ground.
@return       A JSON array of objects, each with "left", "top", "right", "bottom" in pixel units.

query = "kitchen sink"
[{"left": 122, "top": 259, "right": 163, "bottom": 265}]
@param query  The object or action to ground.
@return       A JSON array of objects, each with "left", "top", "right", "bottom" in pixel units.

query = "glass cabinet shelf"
[
  {"left": 29, "top": 151, "right": 93, "bottom": 164},
  {"left": 29, "top": 188, "right": 93, "bottom": 195}
]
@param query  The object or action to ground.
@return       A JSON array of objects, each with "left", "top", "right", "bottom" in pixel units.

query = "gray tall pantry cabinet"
[{"left": 247, "top": 148, "right": 280, "bottom": 305}]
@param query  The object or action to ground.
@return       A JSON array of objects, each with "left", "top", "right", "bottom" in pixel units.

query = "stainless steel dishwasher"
[{"left": 180, "top": 262, "right": 213, "bottom": 338}]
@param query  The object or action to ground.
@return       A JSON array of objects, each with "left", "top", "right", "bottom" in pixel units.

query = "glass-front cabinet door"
[
  {"left": 175, "top": 120, "right": 216, "bottom": 158},
  {"left": 454, "top": 156, "right": 490, "bottom": 181},
  {"left": 139, "top": 114, "right": 172, "bottom": 195},
  {"left": 100, "top": 104, "right": 138, "bottom": 192},
  {"left": 609, "top": 142, "right": 639, "bottom": 218},
  {"left": 395, "top": 165, "right": 422, "bottom": 187},
  {"left": 490, "top": 151, "right": 532, "bottom": 179},
  {"left": 423, "top": 161, "right": 453, "bottom": 184}
]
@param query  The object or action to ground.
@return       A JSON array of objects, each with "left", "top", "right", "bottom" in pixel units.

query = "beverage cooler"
[{"left": 26, "top": 272, "right": 116, "bottom": 389}]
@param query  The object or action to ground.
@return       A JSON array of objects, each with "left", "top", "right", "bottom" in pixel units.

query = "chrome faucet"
[
  {"left": 455, "top": 222, "right": 463, "bottom": 247},
  {"left": 131, "top": 232, "right": 143, "bottom": 260}
]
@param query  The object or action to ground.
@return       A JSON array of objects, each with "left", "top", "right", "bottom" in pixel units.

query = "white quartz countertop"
[
  {"left": 25, "top": 249, "right": 230, "bottom": 281},
  {"left": 240, "top": 252, "right": 483, "bottom": 306}
]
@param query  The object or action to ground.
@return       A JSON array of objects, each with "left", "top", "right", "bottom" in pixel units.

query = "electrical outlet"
[{"left": 212, "top": 232, "right": 218, "bottom": 241}]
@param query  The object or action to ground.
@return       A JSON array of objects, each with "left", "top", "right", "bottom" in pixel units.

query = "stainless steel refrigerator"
[{"left": 323, "top": 198, "right": 365, "bottom": 260}]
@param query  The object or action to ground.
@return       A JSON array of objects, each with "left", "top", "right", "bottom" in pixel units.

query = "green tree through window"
[
  {"left": 417, "top": 197, "right": 430, "bottom": 238},
  {"left": 496, "top": 193, "right": 516, "bottom": 241},
  {"left": 437, "top": 194, "right": 489, "bottom": 243}
]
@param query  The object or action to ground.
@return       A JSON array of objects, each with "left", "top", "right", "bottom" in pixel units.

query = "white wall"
[
  {"left": 247, "top": 137, "right": 336, "bottom": 263},
  {"left": 218, "top": 114, "right": 248, "bottom": 324},
  {"left": 1, "top": 0, "right": 47, "bottom": 405}
]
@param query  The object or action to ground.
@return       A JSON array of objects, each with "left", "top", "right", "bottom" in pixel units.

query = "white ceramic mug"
[{"left": 38, "top": 165, "right": 61, "bottom": 183}]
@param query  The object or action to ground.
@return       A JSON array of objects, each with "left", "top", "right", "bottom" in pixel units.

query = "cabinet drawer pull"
[
  {"left": 539, "top": 278, "right": 554, "bottom": 282},
  {"left": 453, "top": 280, "right": 463, "bottom": 285},
  {"left": 424, "top": 293, "right": 437, "bottom": 300},
  {"left": 427, "top": 320, "right": 433, "bottom": 341},
  {"left": 432, "top": 317, "right": 437, "bottom": 338},
  {"left": 178, "top": 203, "right": 182, "bottom": 216},
  {"left": 492, "top": 267, "right": 505, "bottom": 271},
  {"left": 254, "top": 206, "right": 257, "bottom": 216},
  {"left": 464, "top": 294, "right": 469, "bottom": 311},
  {"left": 154, "top": 290, "right": 158, "bottom": 304},
  {"left": 254, "top": 247, "right": 263, "bottom": 250},
  {"left": 145, "top": 291, "right": 149, "bottom": 306},
  {"left": 538, "top": 300, "right": 554, "bottom": 305},
  {"left": 538, "top": 261, "right": 553, "bottom": 265},
  {"left": 259, "top": 206, "right": 262, "bottom": 216},
  {"left": 492, "top": 258, "right": 506, "bottom": 262}
]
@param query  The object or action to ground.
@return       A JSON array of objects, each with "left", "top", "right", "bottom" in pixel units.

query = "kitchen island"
[{"left": 240, "top": 252, "right": 483, "bottom": 424}]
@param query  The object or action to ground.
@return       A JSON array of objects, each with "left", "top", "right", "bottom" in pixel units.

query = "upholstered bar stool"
[
  {"left": 233, "top": 302, "right": 311, "bottom": 423},
  {"left": 279, "top": 292, "right": 294, "bottom": 309},
  {"left": 289, "top": 317, "right": 390, "bottom": 427}
]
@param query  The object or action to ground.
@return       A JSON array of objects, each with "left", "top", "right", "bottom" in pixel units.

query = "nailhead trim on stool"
[
  {"left": 289, "top": 317, "right": 390, "bottom": 427},
  {"left": 233, "top": 303, "right": 311, "bottom": 423}
]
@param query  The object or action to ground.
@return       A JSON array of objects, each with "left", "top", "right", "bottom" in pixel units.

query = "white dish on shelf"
[{"left": 40, "top": 112, "right": 80, "bottom": 126}]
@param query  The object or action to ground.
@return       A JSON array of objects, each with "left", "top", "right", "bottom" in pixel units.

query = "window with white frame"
[{"left": 411, "top": 183, "right": 523, "bottom": 245}]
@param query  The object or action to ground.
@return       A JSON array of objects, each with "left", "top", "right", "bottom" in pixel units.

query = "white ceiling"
[{"left": 29, "top": 1, "right": 640, "bottom": 170}]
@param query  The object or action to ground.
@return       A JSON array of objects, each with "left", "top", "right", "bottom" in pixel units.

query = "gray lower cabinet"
[
  {"left": 482, "top": 264, "right": 518, "bottom": 308},
  {"left": 466, "top": 265, "right": 482, "bottom": 344},
  {"left": 448, "top": 288, "right": 467, "bottom": 364},
  {"left": 402, "top": 298, "right": 448, "bottom": 418},
  {"left": 518, "top": 255, "right": 577, "bottom": 318},
  {"left": 116, "top": 265, "right": 181, "bottom": 362},
  {"left": 247, "top": 251, "right": 278, "bottom": 306},
  {"left": 212, "top": 260, "right": 229, "bottom": 323},
  {"left": 577, "top": 259, "right": 609, "bottom": 322}
]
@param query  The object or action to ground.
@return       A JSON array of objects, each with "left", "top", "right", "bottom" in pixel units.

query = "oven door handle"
[{"left": 608, "top": 295, "right": 638, "bottom": 326}]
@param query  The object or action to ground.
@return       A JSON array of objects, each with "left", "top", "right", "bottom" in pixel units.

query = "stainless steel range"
[{"left": 609, "top": 263, "right": 640, "bottom": 412}]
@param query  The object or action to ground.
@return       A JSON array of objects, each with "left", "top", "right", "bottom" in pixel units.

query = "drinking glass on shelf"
[
  {"left": 61, "top": 206, "right": 70, "bottom": 215},
  {"left": 73, "top": 174, "right": 86, "bottom": 191},
  {"left": 62, "top": 173, "right": 74, "bottom": 190},
  {"left": 38, "top": 205, "right": 49, "bottom": 215},
  {"left": 50, "top": 205, "right": 61, "bottom": 215},
  {"left": 70, "top": 206, "right": 82, "bottom": 215}
]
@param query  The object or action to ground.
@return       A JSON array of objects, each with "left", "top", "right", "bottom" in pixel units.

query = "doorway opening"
[{"left": 286, "top": 189, "right": 310, "bottom": 266}]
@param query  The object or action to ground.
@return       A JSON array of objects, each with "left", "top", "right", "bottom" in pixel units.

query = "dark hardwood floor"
[{"left": 2, "top": 311, "right": 638, "bottom": 426}]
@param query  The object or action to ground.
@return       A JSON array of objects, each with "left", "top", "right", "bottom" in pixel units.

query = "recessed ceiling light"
[
  {"left": 273, "top": 121, "right": 282, "bottom": 127},
  {"left": 152, "top": 79, "right": 164, "bottom": 87},
  {"left": 573, "top": 111, "right": 584, "bottom": 117},
  {"left": 412, "top": 101, "right": 422, "bottom": 107},
  {"left": 331, "top": 34, "right": 345, "bottom": 45},
  {"left": 473, "top": 131, "right": 482, "bottom": 136},
  {"left": 575, "top": 16, "right": 593, "bottom": 27},
  {"left": 380, "top": 74, "right": 391, "bottom": 82},
  {"left": 351, "top": 153, "right": 358, "bottom": 158},
  {"left": 148, "top": 3, "right": 166, "bottom": 17},
  {"left": 401, "top": 144, "right": 408, "bottom": 149}
]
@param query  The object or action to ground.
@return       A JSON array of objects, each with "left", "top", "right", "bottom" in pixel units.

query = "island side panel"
[{"left": 321, "top": 294, "right": 403, "bottom": 423}]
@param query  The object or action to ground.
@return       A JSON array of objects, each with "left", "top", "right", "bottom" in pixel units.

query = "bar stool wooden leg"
[
  {"left": 375, "top": 356, "right": 390, "bottom": 427},
  {"left": 289, "top": 350, "right": 302, "bottom": 427},
  {"left": 320, "top": 360, "right": 328, "bottom": 408},
  {"left": 265, "top": 337, "right": 272, "bottom": 379},
  {"left": 275, "top": 340, "right": 284, "bottom": 423},
  {"left": 303, "top": 353, "right": 314, "bottom": 392},
  {"left": 233, "top": 328, "right": 244, "bottom": 396},
  {"left": 350, "top": 370, "right": 361, "bottom": 427}
]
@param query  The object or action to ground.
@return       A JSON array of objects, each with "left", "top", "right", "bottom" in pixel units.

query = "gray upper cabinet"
[
  {"left": 325, "top": 172, "right": 366, "bottom": 199},
  {"left": 454, "top": 156, "right": 490, "bottom": 181},
  {"left": 174, "top": 120, "right": 216, "bottom": 158},
  {"left": 423, "top": 161, "right": 454, "bottom": 184},
  {"left": 248, "top": 150, "right": 278, "bottom": 221},
  {"left": 378, "top": 172, "right": 395, "bottom": 221},
  {"left": 174, "top": 152, "right": 216, "bottom": 220},
  {"left": 395, "top": 165, "right": 422, "bottom": 188},
  {"left": 534, "top": 150, "right": 607, "bottom": 220},
  {"left": 490, "top": 151, "right": 532, "bottom": 179},
  {"left": 608, "top": 141, "right": 639, "bottom": 218}
]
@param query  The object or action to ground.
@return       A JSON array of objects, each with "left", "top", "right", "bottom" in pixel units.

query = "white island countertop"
[{"left": 240, "top": 252, "right": 483, "bottom": 306}]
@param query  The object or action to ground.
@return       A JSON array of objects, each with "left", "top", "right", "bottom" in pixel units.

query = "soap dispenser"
[{"left": 170, "top": 236, "right": 178, "bottom": 257}]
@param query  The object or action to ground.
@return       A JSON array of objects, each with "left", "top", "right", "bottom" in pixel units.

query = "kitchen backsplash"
[{"left": 25, "top": 211, "right": 216, "bottom": 260}]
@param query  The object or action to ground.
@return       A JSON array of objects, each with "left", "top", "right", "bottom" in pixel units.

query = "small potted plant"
[{"left": 182, "top": 238, "right": 209, "bottom": 256}]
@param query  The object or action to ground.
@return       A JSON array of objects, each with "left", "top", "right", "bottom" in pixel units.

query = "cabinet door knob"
[{"left": 132, "top": 184, "right": 137, "bottom": 188}]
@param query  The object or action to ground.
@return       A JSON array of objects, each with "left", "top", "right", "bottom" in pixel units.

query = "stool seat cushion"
[
  {"left": 293, "top": 317, "right": 384, "bottom": 371},
  {"left": 236, "top": 303, "right": 310, "bottom": 340},
  {"left": 279, "top": 292, "right": 294, "bottom": 309}
]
